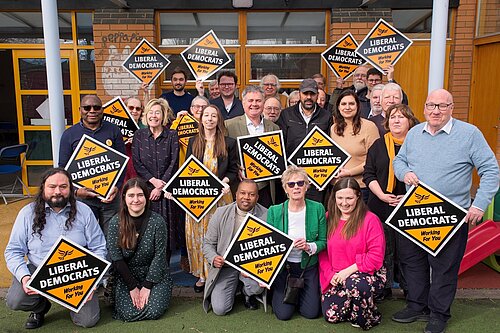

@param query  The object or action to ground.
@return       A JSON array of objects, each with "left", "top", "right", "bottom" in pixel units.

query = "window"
[{"left": 476, "top": 0, "right": 500, "bottom": 37}]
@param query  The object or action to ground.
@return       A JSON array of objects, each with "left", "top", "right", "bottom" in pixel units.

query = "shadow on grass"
[{"left": 0, "top": 297, "right": 498, "bottom": 333}]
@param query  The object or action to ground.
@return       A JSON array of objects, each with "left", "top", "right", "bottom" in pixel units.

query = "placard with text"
[
  {"left": 64, "top": 135, "right": 129, "bottom": 200},
  {"left": 223, "top": 214, "right": 294, "bottom": 288},
  {"left": 385, "top": 182, "right": 467, "bottom": 256},
  {"left": 163, "top": 155, "right": 225, "bottom": 222},
  {"left": 27, "top": 236, "right": 110, "bottom": 313},
  {"left": 287, "top": 126, "right": 350, "bottom": 191},
  {"left": 321, "top": 33, "right": 365, "bottom": 80},
  {"left": 237, "top": 130, "right": 287, "bottom": 182},
  {"left": 102, "top": 97, "right": 140, "bottom": 140},
  {"left": 171, "top": 113, "right": 199, "bottom": 148}
]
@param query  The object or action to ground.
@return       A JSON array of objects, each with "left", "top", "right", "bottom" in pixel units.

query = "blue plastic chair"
[{"left": 0, "top": 144, "right": 31, "bottom": 204}]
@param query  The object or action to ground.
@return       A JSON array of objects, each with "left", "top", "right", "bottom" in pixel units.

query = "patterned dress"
[
  {"left": 107, "top": 211, "right": 173, "bottom": 322},
  {"left": 185, "top": 141, "right": 232, "bottom": 280},
  {"left": 132, "top": 127, "right": 179, "bottom": 251}
]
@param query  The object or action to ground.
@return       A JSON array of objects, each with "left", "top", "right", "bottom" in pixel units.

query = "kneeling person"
[
  {"left": 203, "top": 180, "right": 265, "bottom": 315},
  {"left": 4, "top": 168, "right": 107, "bottom": 329}
]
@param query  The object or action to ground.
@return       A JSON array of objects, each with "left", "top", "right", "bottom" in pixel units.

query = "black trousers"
[
  {"left": 258, "top": 185, "right": 273, "bottom": 208},
  {"left": 397, "top": 224, "right": 468, "bottom": 322}
]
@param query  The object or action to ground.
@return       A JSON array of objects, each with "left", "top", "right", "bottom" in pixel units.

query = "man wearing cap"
[{"left": 276, "top": 79, "right": 331, "bottom": 203}]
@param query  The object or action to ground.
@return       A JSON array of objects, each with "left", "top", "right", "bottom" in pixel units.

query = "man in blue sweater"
[{"left": 392, "top": 89, "right": 499, "bottom": 333}]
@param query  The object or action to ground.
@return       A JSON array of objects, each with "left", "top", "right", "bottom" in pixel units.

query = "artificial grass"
[{"left": 0, "top": 297, "right": 498, "bottom": 333}]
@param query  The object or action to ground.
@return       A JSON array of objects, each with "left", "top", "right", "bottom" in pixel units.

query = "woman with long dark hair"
[
  {"left": 330, "top": 91, "right": 380, "bottom": 202},
  {"left": 319, "top": 177, "right": 385, "bottom": 330},
  {"left": 107, "top": 178, "right": 172, "bottom": 322}
]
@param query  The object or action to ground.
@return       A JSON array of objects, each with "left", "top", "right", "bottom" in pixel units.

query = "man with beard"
[
  {"left": 210, "top": 70, "right": 244, "bottom": 120},
  {"left": 4, "top": 168, "right": 107, "bottom": 329},
  {"left": 276, "top": 79, "right": 331, "bottom": 203},
  {"left": 367, "top": 84, "right": 387, "bottom": 137},
  {"left": 160, "top": 68, "right": 195, "bottom": 116},
  {"left": 203, "top": 179, "right": 266, "bottom": 315},
  {"left": 59, "top": 94, "right": 125, "bottom": 237},
  {"left": 328, "top": 65, "right": 370, "bottom": 117}
]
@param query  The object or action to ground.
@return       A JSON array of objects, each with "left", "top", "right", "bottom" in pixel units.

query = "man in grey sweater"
[{"left": 392, "top": 89, "right": 499, "bottom": 333}]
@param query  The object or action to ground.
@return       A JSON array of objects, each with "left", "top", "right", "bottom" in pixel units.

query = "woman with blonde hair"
[{"left": 132, "top": 98, "right": 178, "bottom": 264}]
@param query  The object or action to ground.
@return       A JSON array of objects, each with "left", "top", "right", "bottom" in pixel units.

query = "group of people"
[{"left": 4, "top": 64, "right": 498, "bottom": 333}]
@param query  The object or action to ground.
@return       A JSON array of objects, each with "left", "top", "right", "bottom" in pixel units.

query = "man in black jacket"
[{"left": 276, "top": 79, "right": 331, "bottom": 203}]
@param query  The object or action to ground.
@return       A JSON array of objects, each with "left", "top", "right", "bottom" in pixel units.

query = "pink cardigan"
[{"left": 318, "top": 211, "right": 385, "bottom": 293}]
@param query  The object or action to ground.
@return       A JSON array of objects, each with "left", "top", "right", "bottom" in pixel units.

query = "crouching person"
[
  {"left": 4, "top": 168, "right": 107, "bottom": 329},
  {"left": 203, "top": 180, "right": 265, "bottom": 315}
]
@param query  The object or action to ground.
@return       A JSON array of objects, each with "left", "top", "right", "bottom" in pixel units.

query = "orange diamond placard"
[
  {"left": 321, "top": 33, "right": 365, "bottom": 80},
  {"left": 122, "top": 39, "right": 171, "bottom": 86}
]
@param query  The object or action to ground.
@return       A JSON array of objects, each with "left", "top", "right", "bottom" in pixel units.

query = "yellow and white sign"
[
  {"left": 321, "top": 33, "right": 365, "bottom": 80},
  {"left": 102, "top": 96, "right": 140, "bottom": 140}
]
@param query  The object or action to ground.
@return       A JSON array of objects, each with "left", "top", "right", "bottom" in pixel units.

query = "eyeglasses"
[
  {"left": 367, "top": 79, "right": 382, "bottom": 83},
  {"left": 81, "top": 105, "right": 102, "bottom": 111},
  {"left": 265, "top": 106, "right": 280, "bottom": 112},
  {"left": 425, "top": 103, "right": 453, "bottom": 111},
  {"left": 219, "top": 83, "right": 235, "bottom": 87},
  {"left": 263, "top": 83, "right": 277, "bottom": 87},
  {"left": 191, "top": 104, "right": 207, "bottom": 109},
  {"left": 354, "top": 74, "right": 367, "bottom": 78},
  {"left": 128, "top": 106, "right": 142, "bottom": 112},
  {"left": 286, "top": 180, "right": 306, "bottom": 188}
]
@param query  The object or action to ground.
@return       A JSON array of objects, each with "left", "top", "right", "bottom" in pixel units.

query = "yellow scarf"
[{"left": 384, "top": 132, "right": 404, "bottom": 193}]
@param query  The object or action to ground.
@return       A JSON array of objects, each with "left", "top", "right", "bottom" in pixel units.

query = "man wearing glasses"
[
  {"left": 260, "top": 74, "right": 288, "bottom": 108},
  {"left": 210, "top": 70, "right": 244, "bottom": 120},
  {"left": 328, "top": 65, "right": 370, "bottom": 116},
  {"left": 392, "top": 89, "right": 499, "bottom": 333},
  {"left": 58, "top": 94, "right": 125, "bottom": 236}
]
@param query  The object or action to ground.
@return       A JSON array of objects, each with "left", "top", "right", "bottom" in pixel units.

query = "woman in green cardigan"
[{"left": 267, "top": 165, "right": 327, "bottom": 320}]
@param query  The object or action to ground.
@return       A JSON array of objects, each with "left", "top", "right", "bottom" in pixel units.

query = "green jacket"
[{"left": 266, "top": 199, "right": 327, "bottom": 268}]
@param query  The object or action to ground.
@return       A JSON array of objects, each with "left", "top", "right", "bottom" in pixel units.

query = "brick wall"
[
  {"left": 93, "top": 9, "right": 155, "bottom": 104},
  {"left": 328, "top": 8, "right": 392, "bottom": 90},
  {"left": 477, "top": 0, "right": 500, "bottom": 36}
]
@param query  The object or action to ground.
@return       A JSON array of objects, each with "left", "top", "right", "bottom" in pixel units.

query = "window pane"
[
  {"left": 76, "top": 12, "right": 93, "bottom": 45},
  {"left": 392, "top": 9, "right": 451, "bottom": 38},
  {"left": 250, "top": 53, "right": 320, "bottom": 80},
  {"left": 24, "top": 131, "right": 53, "bottom": 161},
  {"left": 79, "top": 50, "right": 96, "bottom": 90},
  {"left": 163, "top": 53, "right": 235, "bottom": 81},
  {"left": 247, "top": 12, "right": 325, "bottom": 45},
  {"left": 476, "top": 0, "right": 500, "bottom": 37},
  {"left": 0, "top": 12, "right": 72, "bottom": 44},
  {"left": 27, "top": 165, "right": 53, "bottom": 186},
  {"left": 159, "top": 13, "right": 238, "bottom": 46},
  {"left": 21, "top": 95, "right": 72, "bottom": 126},
  {"left": 19, "top": 58, "right": 70, "bottom": 90}
]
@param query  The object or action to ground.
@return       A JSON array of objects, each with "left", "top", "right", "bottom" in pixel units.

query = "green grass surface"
[{"left": 0, "top": 297, "right": 498, "bottom": 333}]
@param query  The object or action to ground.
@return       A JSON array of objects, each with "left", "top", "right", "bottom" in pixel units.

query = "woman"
[
  {"left": 330, "top": 90, "right": 380, "bottom": 202},
  {"left": 363, "top": 104, "right": 419, "bottom": 300},
  {"left": 267, "top": 165, "right": 327, "bottom": 320},
  {"left": 124, "top": 96, "right": 146, "bottom": 183},
  {"left": 107, "top": 178, "right": 172, "bottom": 322},
  {"left": 287, "top": 90, "right": 300, "bottom": 107},
  {"left": 184, "top": 104, "right": 238, "bottom": 292},
  {"left": 319, "top": 177, "right": 385, "bottom": 330},
  {"left": 132, "top": 98, "right": 178, "bottom": 264},
  {"left": 318, "top": 88, "right": 327, "bottom": 109}
]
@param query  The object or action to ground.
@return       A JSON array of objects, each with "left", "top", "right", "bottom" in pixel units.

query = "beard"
[
  {"left": 45, "top": 195, "right": 69, "bottom": 209},
  {"left": 354, "top": 81, "right": 366, "bottom": 91},
  {"left": 173, "top": 84, "right": 185, "bottom": 92}
]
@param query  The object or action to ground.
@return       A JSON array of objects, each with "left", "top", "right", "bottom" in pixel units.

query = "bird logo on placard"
[
  {"left": 187, "top": 166, "right": 200, "bottom": 176},
  {"left": 311, "top": 137, "right": 323, "bottom": 146},
  {"left": 58, "top": 249, "right": 73, "bottom": 261},
  {"left": 377, "top": 27, "right": 388, "bottom": 36},
  {"left": 83, "top": 146, "right": 96, "bottom": 156},
  {"left": 109, "top": 105, "right": 120, "bottom": 114},
  {"left": 414, "top": 193, "right": 430, "bottom": 203},
  {"left": 342, "top": 40, "right": 353, "bottom": 48},
  {"left": 246, "top": 226, "right": 260, "bottom": 237},
  {"left": 266, "top": 137, "right": 279, "bottom": 147}
]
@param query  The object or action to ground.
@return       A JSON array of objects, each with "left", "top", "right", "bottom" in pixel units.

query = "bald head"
[{"left": 424, "top": 89, "right": 454, "bottom": 134}]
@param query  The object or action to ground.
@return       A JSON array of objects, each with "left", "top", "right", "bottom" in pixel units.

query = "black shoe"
[
  {"left": 374, "top": 288, "right": 392, "bottom": 302},
  {"left": 193, "top": 282, "right": 205, "bottom": 293},
  {"left": 424, "top": 318, "right": 447, "bottom": 333},
  {"left": 25, "top": 300, "right": 51, "bottom": 329},
  {"left": 392, "top": 307, "right": 430, "bottom": 323},
  {"left": 244, "top": 295, "right": 259, "bottom": 310}
]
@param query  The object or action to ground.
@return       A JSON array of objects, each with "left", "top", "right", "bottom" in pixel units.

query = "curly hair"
[{"left": 32, "top": 168, "right": 76, "bottom": 238}]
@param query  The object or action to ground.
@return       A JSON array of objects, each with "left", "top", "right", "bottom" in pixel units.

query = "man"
[
  {"left": 312, "top": 73, "right": 330, "bottom": 105},
  {"left": 317, "top": 88, "right": 327, "bottom": 109},
  {"left": 367, "top": 84, "right": 387, "bottom": 137},
  {"left": 277, "top": 78, "right": 331, "bottom": 203},
  {"left": 59, "top": 94, "right": 125, "bottom": 236},
  {"left": 263, "top": 96, "right": 282, "bottom": 123},
  {"left": 260, "top": 73, "right": 288, "bottom": 107},
  {"left": 392, "top": 89, "right": 499, "bottom": 333},
  {"left": 225, "top": 85, "right": 280, "bottom": 208},
  {"left": 210, "top": 70, "right": 244, "bottom": 120},
  {"left": 381, "top": 83, "right": 404, "bottom": 118},
  {"left": 366, "top": 68, "right": 383, "bottom": 99},
  {"left": 5, "top": 168, "right": 107, "bottom": 329},
  {"left": 328, "top": 65, "right": 370, "bottom": 117},
  {"left": 160, "top": 67, "right": 195, "bottom": 115},
  {"left": 203, "top": 179, "right": 266, "bottom": 315}
]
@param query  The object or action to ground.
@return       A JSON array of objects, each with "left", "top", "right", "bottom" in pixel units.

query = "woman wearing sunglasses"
[
  {"left": 123, "top": 97, "right": 147, "bottom": 183},
  {"left": 266, "top": 165, "right": 327, "bottom": 320}
]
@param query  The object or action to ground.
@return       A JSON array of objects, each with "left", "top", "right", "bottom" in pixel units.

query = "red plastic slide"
[{"left": 458, "top": 220, "right": 500, "bottom": 275}]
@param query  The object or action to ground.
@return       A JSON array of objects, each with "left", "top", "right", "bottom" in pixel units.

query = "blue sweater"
[{"left": 393, "top": 118, "right": 499, "bottom": 211}]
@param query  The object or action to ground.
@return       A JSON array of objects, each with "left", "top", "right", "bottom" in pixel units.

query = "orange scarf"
[{"left": 384, "top": 132, "right": 404, "bottom": 193}]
